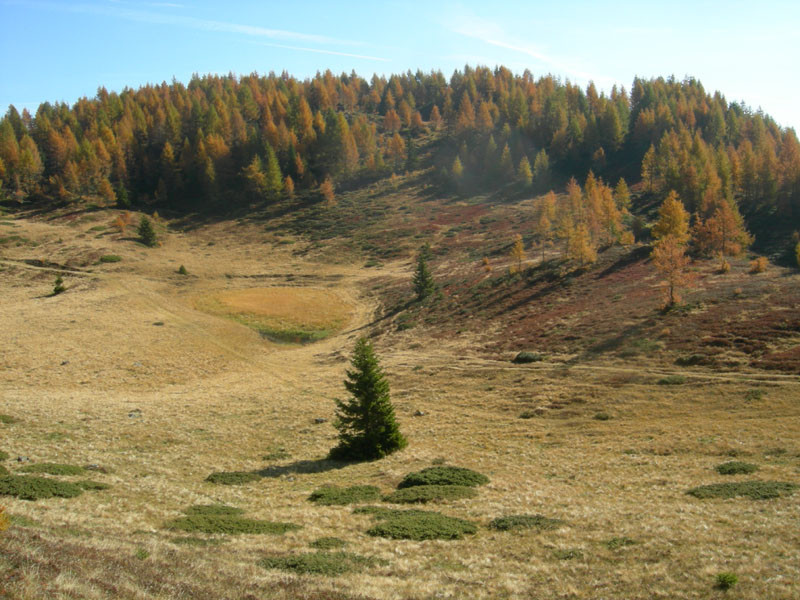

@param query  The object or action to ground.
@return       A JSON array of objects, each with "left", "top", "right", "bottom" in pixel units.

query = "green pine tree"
[
  {"left": 329, "top": 338, "right": 407, "bottom": 461},
  {"left": 412, "top": 249, "right": 436, "bottom": 301},
  {"left": 138, "top": 216, "right": 158, "bottom": 247}
]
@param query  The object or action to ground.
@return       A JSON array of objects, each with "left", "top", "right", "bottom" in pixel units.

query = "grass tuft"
[
  {"left": 687, "top": 481, "right": 796, "bottom": 500},
  {"left": 258, "top": 551, "right": 382, "bottom": 576},
  {"left": 605, "top": 536, "right": 637, "bottom": 549},
  {"left": 0, "top": 415, "right": 18, "bottom": 425},
  {"left": 553, "top": 548, "right": 584, "bottom": 560},
  {"left": 18, "top": 463, "right": 85, "bottom": 476},
  {"left": 365, "top": 510, "right": 477, "bottom": 540},
  {"left": 0, "top": 475, "right": 84, "bottom": 501},
  {"left": 488, "top": 514, "right": 565, "bottom": 532},
  {"left": 0, "top": 451, "right": 8, "bottom": 461},
  {"left": 715, "top": 461, "right": 759, "bottom": 475},
  {"left": 397, "top": 466, "right": 489, "bottom": 489},
  {"left": 657, "top": 375, "right": 686, "bottom": 385},
  {"left": 308, "top": 485, "right": 381, "bottom": 506},
  {"left": 205, "top": 471, "right": 260, "bottom": 485},
  {"left": 99, "top": 255, "right": 122, "bottom": 263},
  {"left": 383, "top": 485, "right": 478, "bottom": 504}
]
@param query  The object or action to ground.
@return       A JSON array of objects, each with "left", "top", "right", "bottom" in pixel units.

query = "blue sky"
[{"left": 1, "top": 0, "right": 799, "bottom": 130}]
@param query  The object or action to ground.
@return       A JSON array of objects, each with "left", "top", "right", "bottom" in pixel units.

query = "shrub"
[
  {"left": 594, "top": 412, "right": 611, "bottom": 421},
  {"left": 715, "top": 461, "right": 759, "bottom": 475},
  {"left": 310, "top": 536, "right": 348, "bottom": 550},
  {"left": 99, "top": 255, "right": 122, "bottom": 263},
  {"left": 718, "top": 258, "right": 731, "bottom": 274},
  {"left": 687, "top": 481, "right": 796, "bottom": 500},
  {"left": 134, "top": 548, "right": 149, "bottom": 560},
  {"left": 657, "top": 375, "right": 686, "bottom": 385},
  {"left": 185, "top": 504, "right": 244, "bottom": 516},
  {"left": 165, "top": 514, "right": 300, "bottom": 535},
  {"left": 0, "top": 476, "right": 84, "bottom": 501},
  {"left": 259, "top": 551, "right": 380, "bottom": 576},
  {"left": 398, "top": 466, "right": 489, "bottom": 489},
  {"left": 744, "top": 389, "right": 765, "bottom": 401},
  {"left": 749, "top": 256, "right": 768, "bottom": 273},
  {"left": 716, "top": 572, "right": 738, "bottom": 590},
  {"left": 512, "top": 351, "right": 544, "bottom": 364},
  {"left": 605, "top": 536, "right": 637, "bottom": 549},
  {"left": 488, "top": 514, "right": 564, "bottom": 532},
  {"left": 19, "top": 463, "right": 85, "bottom": 476},
  {"left": 205, "top": 471, "right": 260, "bottom": 485},
  {"left": 366, "top": 510, "right": 477, "bottom": 540},
  {"left": 0, "top": 505, "right": 8, "bottom": 532},
  {"left": 75, "top": 480, "right": 110, "bottom": 491},
  {"left": 170, "top": 536, "right": 223, "bottom": 546},
  {"left": 384, "top": 485, "right": 478, "bottom": 504},
  {"left": 177, "top": 264, "right": 188, "bottom": 275},
  {"left": 308, "top": 485, "right": 381, "bottom": 506}
]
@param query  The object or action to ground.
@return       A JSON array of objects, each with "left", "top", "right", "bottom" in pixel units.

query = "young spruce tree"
[
  {"left": 138, "top": 216, "right": 158, "bottom": 247},
  {"left": 412, "top": 248, "right": 436, "bottom": 301},
  {"left": 329, "top": 338, "right": 407, "bottom": 461}
]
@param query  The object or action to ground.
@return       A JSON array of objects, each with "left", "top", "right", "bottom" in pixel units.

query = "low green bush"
[
  {"left": 19, "top": 463, "right": 85, "bottom": 476},
  {"left": 165, "top": 514, "right": 300, "bottom": 535},
  {"left": 605, "top": 536, "right": 637, "bottom": 550},
  {"left": 512, "top": 351, "right": 545, "bottom": 364},
  {"left": 715, "top": 461, "right": 759, "bottom": 475},
  {"left": 259, "top": 551, "right": 381, "bottom": 576},
  {"left": 366, "top": 510, "right": 477, "bottom": 540},
  {"left": 308, "top": 485, "right": 381, "bottom": 505},
  {"left": 657, "top": 375, "right": 686, "bottom": 385},
  {"left": 593, "top": 412, "right": 611, "bottom": 421},
  {"left": 75, "top": 480, "right": 110, "bottom": 491},
  {"left": 185, "top": 504, "right": 244, "bottom": 516},
  {"left": 99, "top": 255, "right": 122, "bottom": 263},
  {"left": 170, "top": 536, "right": 224, "bottom": 546},
  {"left": 384, "top": 485, "right": 478, "bottom": 504},
  {"left": 716, "top": 572, "right": 738, "bottom": 590},
  {"left": 687, "top": 481, "right": 796, "bottom": 500},
  {"left": 177, "top": 265, "right": 188, "bottom": 275},
  {"left": 397, "top": 466, "right": 489, "bottom": 489},
  {"left": 310, "top": 536, "right": 348, "bottom": 550},
  {"left": 0, "top": 415, "right": 18, "bottom": 424},
  {"left": 0, "top": 475, "right": 84, "bottom": 500},
  {"left": 205, "top": 471, "right": 260, "bottom": 485},
  {"left": 488, "top": 514, "right": 564, "bottom": 532}
]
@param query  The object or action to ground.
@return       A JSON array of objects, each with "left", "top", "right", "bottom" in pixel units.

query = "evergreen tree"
[
  {"left": 53, "top": 274, "right": 65, "bottom": 295},
  {"left": 329, "top": 337, "right": 407, "bottom": 461},
  {"left": 137, "top": 215, "right": 158, "bottom": 247},
  {"left": 412, "top": 249, "right": 436, "bottom": 301}
]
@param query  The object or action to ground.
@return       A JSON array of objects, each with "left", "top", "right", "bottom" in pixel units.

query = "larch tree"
[
  {"left": 517, "top": 155, "right": 533, "bottom": 186},
  {"left": 568, "top": 223, "right": 597, "bottom": 266},
  {"left": 320, "top": 176, "right": 336, "bottom": 206},
  {"left": 329, "top": 337, "right": 407, "bottom": 461},
  {"left": 652, "top": 235, "right": 690, "bottom": 307},
  {"left": 692, "top": 200, "right": 753, "bottom": 264},
  {"left": 652, "top": 191, "right": 690, "bottom": 244},
  {"left": 641, "top": 144, "right": 657, "bottom": 192},
  {"left": 509, "top": 233, "right": 526, "bottom": 274},
  {"left": 614, "top": 177, "right": 631, "bottom": 212}
]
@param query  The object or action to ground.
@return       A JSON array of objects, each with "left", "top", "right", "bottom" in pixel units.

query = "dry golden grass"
[{"left": 0, "top": 211, "right": 798, "bottom": 599}]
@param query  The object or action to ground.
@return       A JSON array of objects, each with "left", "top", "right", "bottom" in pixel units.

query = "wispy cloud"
[
  {"left": 15, "top": 1, "right": 362, "bottom": 47},
  {"left": 249, "top": 41, "right": 389, "bottom": 62},
  {"left": 449, "top": 11, "right": 618, "bottom": 87}
]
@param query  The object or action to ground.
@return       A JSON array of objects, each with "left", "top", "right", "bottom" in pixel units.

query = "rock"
[
  {"left": 313, "top": 418, "right": 327, "bottom": 424},
  {"left": 16, "top": 456, "right": 30, "bottom": 462},
  {"left": 413, "top": 410, "right": 426, "bottom": 417}
]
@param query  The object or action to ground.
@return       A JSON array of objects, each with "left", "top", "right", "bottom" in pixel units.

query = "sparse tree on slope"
[
  {"left": 413, "top": 248, "right": 436, "bottom": 301},
  {"left": 137, "top": 215, "right": 157, "bottom": 247},
  {"left": 652, "top": 191, "right": 690, "bottom": 244},
  {"left": 329, "top": 337, "right": 407, "bottom": 461},
  {"left": 652, "top": 235, "right": 690, "bottom": 307}
]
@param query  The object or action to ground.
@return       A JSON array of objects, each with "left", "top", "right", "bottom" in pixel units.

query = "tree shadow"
[{"left": 253, "top": 458, "right": 351, "bottom": 479}]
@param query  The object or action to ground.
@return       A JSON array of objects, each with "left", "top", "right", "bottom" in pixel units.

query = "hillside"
[{"left": 1, "top": 163, "right": 799, "bottom": 598}]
